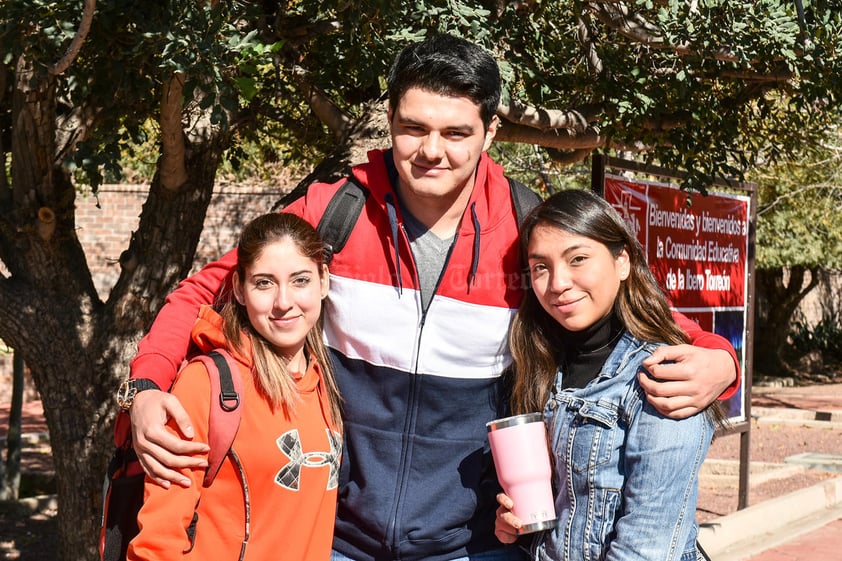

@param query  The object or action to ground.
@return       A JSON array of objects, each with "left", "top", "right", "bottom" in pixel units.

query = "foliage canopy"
[
  {"left": 4, "top": 0, "right": 841, "bottom": 192},
  {"left": 753, "top": 127, "right": 842, "bottom": 270}
]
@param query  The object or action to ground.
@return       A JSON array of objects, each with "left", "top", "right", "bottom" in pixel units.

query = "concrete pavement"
[
  {"left": 699, "top": 475, "right": 842, "bottom": 560},
  {"left": 698, "top": 381, "right": 842, "bottom": 561},
  {"left": 744, "top": 517, "right": 842, "bottom": 561}
]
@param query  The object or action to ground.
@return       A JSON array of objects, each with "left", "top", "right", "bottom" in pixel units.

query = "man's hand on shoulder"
[
  {"left": 129, "top": 389, "right": 209, "bottom": 488},
  {"left": 638, "top": 345, "right": 737, "bottom": 419}
]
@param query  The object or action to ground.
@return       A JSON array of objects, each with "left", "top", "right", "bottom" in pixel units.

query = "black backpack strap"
[
  {"left": 317, "top": 178, "right": 368, "bottom": 262},
  {"left": 281, "top": 175, "right": 529, "bottom": 262},
  {"left": 207, "top": 350, "right": 241, "bottom": 413},
  {"left": 507, "top": 177, "right": 541, "bottom": 227},
  {"left": 272, "top": 177, "right": 369, "bottom": 262}
]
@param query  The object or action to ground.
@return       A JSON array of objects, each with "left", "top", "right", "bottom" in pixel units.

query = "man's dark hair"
[{"left": 386, "top": 34, "right": 501, "bottom": 129}]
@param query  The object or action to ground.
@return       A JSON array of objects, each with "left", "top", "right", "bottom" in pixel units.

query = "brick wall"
[{"left": 75, "top": 183, "right": 287, "bottom": 298}]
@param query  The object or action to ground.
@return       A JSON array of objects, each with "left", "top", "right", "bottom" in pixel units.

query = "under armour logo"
[{"left": 275, "top": 429, "right": 341, "bottom": 491}]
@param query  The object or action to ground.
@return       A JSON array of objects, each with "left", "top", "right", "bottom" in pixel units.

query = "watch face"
[
  {"left": 116, "top": 379, "right": 159, "bottom": 411},
  {"left": 116, "top": 379, "right": 137, "bottom": 411}
]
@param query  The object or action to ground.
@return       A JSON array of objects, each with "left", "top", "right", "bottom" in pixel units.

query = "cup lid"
[{"left": 486, "top": 411, "right": 544, "bottom": 432}]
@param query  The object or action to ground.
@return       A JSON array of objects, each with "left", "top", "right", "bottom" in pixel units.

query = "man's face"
[{"left": 389, "top": 87, "right": 497, "bottom": 207}]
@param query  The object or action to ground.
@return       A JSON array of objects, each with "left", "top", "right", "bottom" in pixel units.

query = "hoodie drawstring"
[
  {"left": 385, "top": 193, "right": 404, "bottom": 294},
  {"left": 469, "top": 202, "right": 480, "bottom": 288}
]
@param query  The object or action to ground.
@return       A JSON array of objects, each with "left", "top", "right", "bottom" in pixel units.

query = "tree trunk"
[
  {"left": 754, "top": 266, "right": 820, "bottom": 376},
  {"left": 0, "top": 54, "right": 228, "bottom": 560}
]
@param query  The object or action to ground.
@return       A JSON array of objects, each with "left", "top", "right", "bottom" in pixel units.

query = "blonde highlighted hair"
[{"left": 220, "top": 212, "right": 342, "bottom": 433}]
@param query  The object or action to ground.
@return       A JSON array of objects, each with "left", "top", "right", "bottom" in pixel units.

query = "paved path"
[
  {"left": 0, "top": 400, "right": 47, "bottom": 439},
  {"left": 745, "top": 517, "right": 842, "bottom": 561},
  {"left": 741, "top": 379, "right": 842, "bottom": 561},
  {"left": 752, "top": 382, "right": 842, "bottom": 413},
  {"left": 701, "top": 381, "right": 842, "bottom": 561}
]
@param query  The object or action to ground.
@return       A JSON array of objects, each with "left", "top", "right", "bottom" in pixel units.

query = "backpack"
[
  {"left": 285, "top": 175, "right": 541, "bottom": 263},
  {"left": 98, "top": 349, "right": 243, "bottom": 561}
]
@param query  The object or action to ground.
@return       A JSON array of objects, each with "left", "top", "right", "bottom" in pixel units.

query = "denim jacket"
[{"left": 533, "top": 332, "right": 714, "bottom": 561}]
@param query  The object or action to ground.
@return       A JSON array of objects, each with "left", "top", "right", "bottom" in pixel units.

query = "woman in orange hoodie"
[{"left": 128, "top": 213, "right": 343, "bottom": 561}]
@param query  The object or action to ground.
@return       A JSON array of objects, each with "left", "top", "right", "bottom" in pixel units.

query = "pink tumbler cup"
[{"left": 487, "top": 412, "right": 556, "bottom": 534}]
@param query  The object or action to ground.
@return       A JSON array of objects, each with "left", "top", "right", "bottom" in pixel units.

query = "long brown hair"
[
  {"left": 509, "top": 189, "right": 695, "bottom": 418},
  {"left": 220, "top": 212, "right": 342, "bottom": 433}
]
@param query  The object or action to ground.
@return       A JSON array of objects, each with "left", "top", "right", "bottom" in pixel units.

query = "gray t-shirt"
[{"left": 400, "top": 207, "right": 455, "bottom": 312}]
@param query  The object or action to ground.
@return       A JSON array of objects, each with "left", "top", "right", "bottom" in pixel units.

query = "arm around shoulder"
[
  {"left": 671, "top": 310, "right": 740, "bottom": 399},
  {"left": 130, "top": 248, "right": 238, "bottom": 389},
  {"left": 127, "top": 254, "right": 235, "bottom": 484},
  {"left": 637, "top": 311, "right": 740, "bottom": 419}
]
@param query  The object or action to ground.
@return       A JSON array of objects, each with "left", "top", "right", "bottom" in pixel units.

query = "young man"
[{"left": 125, "top": 34, "right": 739, "bottom": 561}]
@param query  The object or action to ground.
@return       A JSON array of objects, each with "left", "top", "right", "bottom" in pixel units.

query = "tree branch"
[
  {"left": 787, "top": 265, "right": 821, "bottom": 304},
  {"left": 718, "top": 70, "right": 792, "bottom": 83},
  {"left": 589, "top": 0, "right": 794, "bottom": 83},
  {"left": 758, "top": 182, "right": 842, "bottom": 216},
  {"left": 589, "top": 2, "right": 664, "bottom": 47},
  {"left": 641, "top": 111, "right": 691, "bottom": 131},
  {"left": 591, "top": 3, "right": 736, "bottom": 62},
  {"left": 49, "top": 0, "right": 96, "bottom": 76},
  {"left": 495, "top": 120, "right": 604, "bottom": 150},
  {"left": 0, "top": 65, "right": 7, "bottom": 194},
  {"left": 159, "top": 73, "right": 188, "bottom": 191},
  {"left": 576, "top": 10, "right": 603, "bottom": 77},
  {"left": 545, "top": 148, "right": 593, "bottom": 165},
  {"left": 55, "top": 103, "right": 99, "bottom": 164},
  {"left": 497, "top": 100, "right": 601, "bottom": 133},
  {"left": 291, "top": 65, "right": 351, "bottom": 139}
]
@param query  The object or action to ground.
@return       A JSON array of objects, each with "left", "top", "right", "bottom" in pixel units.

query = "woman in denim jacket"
[{"left": 495, "top": 189, "right": 724, "bottom": 561}]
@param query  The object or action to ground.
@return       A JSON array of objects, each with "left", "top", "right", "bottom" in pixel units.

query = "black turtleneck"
[{"left": 559, "top": 312, "right": 625, "bottom": 390}]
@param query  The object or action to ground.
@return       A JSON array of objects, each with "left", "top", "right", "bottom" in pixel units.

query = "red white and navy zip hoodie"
[{"left": 131, "top": 148, "right": 738, "bottom": 561}]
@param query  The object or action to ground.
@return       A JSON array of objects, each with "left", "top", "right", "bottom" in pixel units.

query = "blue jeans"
[{"left": 331, "top": 547, "right": 526, "bottom": 561}]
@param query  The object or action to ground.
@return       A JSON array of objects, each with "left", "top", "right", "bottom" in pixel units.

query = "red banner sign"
[
  {"left": 604, "top": 176, "right": 751, "bottom": 422},
  {"left": 605, "top": 177, "right": 749, "bottom": 310}
]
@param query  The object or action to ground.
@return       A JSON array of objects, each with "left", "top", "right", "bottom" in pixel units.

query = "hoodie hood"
[
  {"left": 190, "top": 305, "right": 252, "bottom": 368},
  {"left": 348, "top": 149, "right": 518, "bottom": 290},
  {"left": 349, "top": 149, "right": 515, "bottom": 232}
]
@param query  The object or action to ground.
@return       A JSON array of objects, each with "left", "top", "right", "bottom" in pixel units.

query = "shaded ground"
[
  {"left": 0, "top": 401, "right": 57, "bottom": 561},
  {"left": 0, "top": 504, "right": 57, "bottom": 561},
  {"left": 2, "top": 379, "right": 842, "bottom": 560}
]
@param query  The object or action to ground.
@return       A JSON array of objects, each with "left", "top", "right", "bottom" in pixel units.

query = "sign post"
[{"left": 593, "top": 155, "right": 757, "bottom": 509}]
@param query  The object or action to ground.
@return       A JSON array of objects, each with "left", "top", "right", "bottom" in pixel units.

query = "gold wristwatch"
[{"left": 116, "top": 378, "right": 160, "bottom": 412}]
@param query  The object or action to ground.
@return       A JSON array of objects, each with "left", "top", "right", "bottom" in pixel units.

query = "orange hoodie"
[{"left": 127, "top": 306, "right": 341, "bottom": 561}]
